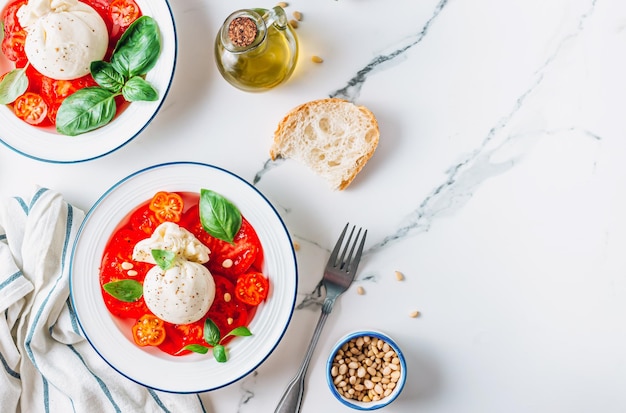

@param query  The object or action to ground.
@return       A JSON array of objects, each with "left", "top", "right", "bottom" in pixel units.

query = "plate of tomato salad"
[
  {"left": 0, "top": 0, "right": 177, "bottom": 163},
  {"left": 70, "top": 162, "right": 298, "bottom": 393}
]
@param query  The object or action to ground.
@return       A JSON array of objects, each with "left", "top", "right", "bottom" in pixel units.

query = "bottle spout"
[{"left": 268, "top": 5, "right": 288, "bottom": 29}]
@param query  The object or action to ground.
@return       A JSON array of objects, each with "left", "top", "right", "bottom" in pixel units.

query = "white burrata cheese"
[
  {"left": 142, "top": 261, "right": 216, "bottom": 325},
  {"left": 133, "top": 222, "right": 211, "bottom": 264},
  {"left": 132, "top": 222, "right": 215, "bottom": 325},
  {"left": 17, "top": 0, "right": 109, "bottom": 80}
]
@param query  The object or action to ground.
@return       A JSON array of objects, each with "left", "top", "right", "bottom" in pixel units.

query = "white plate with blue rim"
[
  {"left": 0, "top": 0, "right": 177, "bottom": 163},
  {"left": 69, "top": 162, "right": 298, "bottom": 393}
]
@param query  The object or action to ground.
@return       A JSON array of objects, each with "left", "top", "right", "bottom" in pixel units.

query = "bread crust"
[{"left": 270, "top": 98, "right": 379, "bottom": 190}]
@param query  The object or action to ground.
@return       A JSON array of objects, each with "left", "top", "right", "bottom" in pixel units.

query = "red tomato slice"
[
  {"left": 39, "top": 75, "right": 98, "bottom": 123},
  {"left": 132, "top": 314, "right": 166, "bottom": 347},
  {"left": 235, "top": 272, "right": 269, "bottom": 306},
  {"left": 159, "top": 319, "right": 205, "bottom": 356},
  {"left": 2, "top": 0, "right": 28, "bottom": 32},
  {"left": 207, "top": 275, "right": 250, "bottom": 339},
  {"left": 128, "top": 203, "right": 160, "bottom": 236},
  {"left": 182, "top": 206, "right": 261, "bottom": 278},
  {"left": 110, "top": 0, "right": 140, "bottom": 39},
  {"left": 13, "top": 92, "right": 47, "bottom": 125},
  {"left": 100, "top": 228, "right": 151, "bottom": 318},
  {"left": 1, "top": 31, "right": 27, "bottom": 67},
  {"left": 149, "top": 191, "right": 184, "bottom": 223}
]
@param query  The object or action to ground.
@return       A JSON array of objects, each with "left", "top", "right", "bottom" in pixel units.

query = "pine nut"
[
  {"left": 121, "top": 261, "right": 133, "bottom": 270},
  {"left": 289, "top": 19, "right": 298, "bottom": 28},
  {"left": 356, "top": 286, "right": 365, "bottom": 295},
  {"left": 311, "top": 55, "right": 324, "bottom": 63},
  {"left": 409, "top": 310, "right": 421, "bottom": 318},
  {"left": 394, "top": 270, "right": 405, "bottom": 281},
  {"left": 127, "top": 270, "right": 138, "bottom": 277}
]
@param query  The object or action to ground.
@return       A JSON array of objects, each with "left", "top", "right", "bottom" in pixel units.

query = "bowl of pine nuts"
[{"left": 326, "top": 331, "right": 406, "bottom": 410}]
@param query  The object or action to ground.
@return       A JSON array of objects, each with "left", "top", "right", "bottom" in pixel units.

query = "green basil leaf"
[
  {"left": 0, "top": 68, "right": 28, "bottom": 105},
  {"left": 152, "top": 249, "right": 175, "bottom": 270},
  {"left": 203, "top": 318, "right": 221, "bottom": 346},
  {"left": 111, "top": 16, "right": 161, "bottom": 78},
  {"left": 56, "top": 87, "right": 117, "bottom": 136},
  {"left": 199, "top": 189, "right": 242, "bottom": 244},
  {"left": 122, "top": 76, "right": 158, "bottom": 102},
  {"left": 91, "top": 61, "right": 125, "bottom": 92},
  {"left": 213, "top": 344, "right": 227, "bottom": 363},
  {"left": 181, "top": 344, "right": 210, "bottom": 355},
  {"left": 103, "top": 279, "right": 143, "bottom": 302},
  {"left": 224, "top": 326, "right": 252, "bottom": 340}
]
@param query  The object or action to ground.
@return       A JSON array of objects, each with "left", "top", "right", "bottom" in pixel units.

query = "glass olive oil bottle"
[{"left": 215, "top": 7, "right": 299, "bottom": 92}]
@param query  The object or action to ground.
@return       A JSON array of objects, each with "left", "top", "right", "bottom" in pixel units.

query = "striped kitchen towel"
[{"left": 0, "top": 187, "right": 206, "bottom": 413}]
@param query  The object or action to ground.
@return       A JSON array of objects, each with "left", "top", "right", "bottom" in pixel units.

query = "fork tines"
[{"left": 330, "top": 223, "right": 367, "bottom": 273}]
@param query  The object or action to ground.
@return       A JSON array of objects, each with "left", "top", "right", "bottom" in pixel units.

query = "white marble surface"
[{"left": 2, "top": 0, "right": 626, "bottom": 411}]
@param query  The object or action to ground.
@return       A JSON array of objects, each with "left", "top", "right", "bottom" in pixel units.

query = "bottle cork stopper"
[{"left": 228, "top": 16, "right": 258, "bottom": 47}]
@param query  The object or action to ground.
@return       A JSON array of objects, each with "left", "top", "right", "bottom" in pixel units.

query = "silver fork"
[{"left": 275, "top": 223, "right": 367, "bottom": 413}]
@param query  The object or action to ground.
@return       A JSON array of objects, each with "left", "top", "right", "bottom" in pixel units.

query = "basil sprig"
[
  {"left": 181, "top": 318, "right": 252, "bottom": 363},
  {"left": 56, "top": 16, "right": 161, "bottom": 136},
  {"left": 199, "top": 189, "right": 242, "bottom": 244},
  {"left": 103, "top": 279, "right": 143, "bottom": 302}
]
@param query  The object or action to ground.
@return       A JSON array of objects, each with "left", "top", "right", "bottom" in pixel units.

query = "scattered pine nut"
[
  {"left": 293, "top": 11, "right": 302, "bottom": 21},
  {"left": 222, "top": 258, "right": 233, "bottom": 268},
  {"left": 311, "top": 55, "right": 324, "bottom": 63},
  {"left": 223, "top": 292, "right": 232, "bottom": 303},
  {"left": 289, "top": 19, "right": 299, "bottom": 28},
  {"left": 356, "top": 286, "right": 365, "bottom": 295},
  {"left": 293, "top": 240, "right": 300, "bottom": 251},
  {"left": 409, "top": 310, "right": 420, "bottom": 318},
  {"left": 394, "top": 270, "right": 405, "bottom": 281},
  {"left": 277, "top": 1, "right": 288, "bottom": 7},
  {"left": 127, "top": 270, "right": 138, "bottom": 277},
  {"left": 121, "top": 261, "right": 134, "bottom": 270}
]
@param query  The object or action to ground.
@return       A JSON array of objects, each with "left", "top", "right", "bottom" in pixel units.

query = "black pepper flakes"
[{"left": 228, "top": 16, "right": 257, "bottom": 47}]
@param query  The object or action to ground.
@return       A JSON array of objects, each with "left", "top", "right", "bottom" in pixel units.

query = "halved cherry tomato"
[
  {"left": 132, "top": 314, "right": 166, "bottom": 347},
  {"left": 13, "top": 92, "right": 47, "bottom": 125},
  {"left": 149, "top": 192, "right": 184, "bottom": 223},
  {"left": 182, "top": 206, "right": 261, "bottom": 278},
  {"left": 2, "top": 0, "right": 28, "bottom": 32},
  {"left": 110, "top": 0, "right": 140, "bottom": 38},
  {"left": 235, "top": 272, "right": 269, "bottom": 306}
]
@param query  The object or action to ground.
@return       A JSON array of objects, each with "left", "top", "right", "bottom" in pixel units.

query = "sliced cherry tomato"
[
  {"left": 182, "top": 206, "right": 261, "bottom": 278},
  {"left": 132, "top": 314, "right": 166, "bottom": 347},
  {"left": 110, "top": 0, "right": 140, "bottom": 39},
  {"left": 149, "top": 191, "right": 184, "bottom": 223},
  {"left": 13, "top": 92, "right": 47, "bottom": 125},
  {"left": 235, "top": 272, "right": 269, "bottom": 306}
]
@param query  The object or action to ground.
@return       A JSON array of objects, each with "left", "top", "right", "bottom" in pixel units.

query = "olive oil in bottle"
[{"left": 214, "top": 7, "right": 299, "bottom": 92}]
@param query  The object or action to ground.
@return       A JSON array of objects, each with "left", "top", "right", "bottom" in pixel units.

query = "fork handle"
[{"left": 274, "top": 307, "right": 331, "bottom": 413}]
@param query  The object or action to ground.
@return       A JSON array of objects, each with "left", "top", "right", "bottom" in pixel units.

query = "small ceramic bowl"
[{"left": 326, "top": 330, "right": 406, "bottom": 410}]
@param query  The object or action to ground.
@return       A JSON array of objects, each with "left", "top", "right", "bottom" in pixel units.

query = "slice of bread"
[{"left": 269, "top": 98, "right": 380, "bottom": 190}]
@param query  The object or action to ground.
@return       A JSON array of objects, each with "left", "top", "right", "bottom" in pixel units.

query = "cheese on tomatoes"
[
  {"left": 133, "top": 222, "right": 211, "bottom": 264},
  {"left": 17, "top": 0, "right": 108, "bottom": 80},
  {"left": 142, "top": 261, "right": 216, "bottom": 325},
  {"left": 132, "top": 222, "right": 215, "bottom": 325}
]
